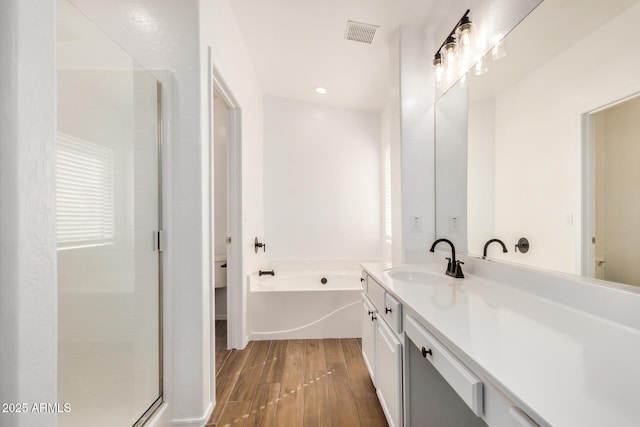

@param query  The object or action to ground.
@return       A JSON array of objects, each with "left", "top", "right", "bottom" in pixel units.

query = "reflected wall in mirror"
[
  {"left": 435, "top": 85, "right": 468, "bottom": 253},
  {"left": 435, "top": 0, "right": 640, "bottom": 288}
]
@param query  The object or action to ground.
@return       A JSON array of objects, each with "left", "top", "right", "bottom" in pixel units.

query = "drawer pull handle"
[
  {"left": 371, "top": 315, "right": 377, "bottom": 321},
  {"left": 421, "top": 347, "right": 432, "bottom": 358},
  {"left": 385, "top": 307, "right": 392, "bottom": 314},
  {"left": 360, "top": 277, "right": 365, "bottom": 282},
  {"left": 367, "top": 310, "right": 374, "bottom": 316}
]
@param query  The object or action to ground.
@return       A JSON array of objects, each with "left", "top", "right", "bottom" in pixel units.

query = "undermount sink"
[{"left": 383, "top": 268, "right": 450, "bottom": 285}]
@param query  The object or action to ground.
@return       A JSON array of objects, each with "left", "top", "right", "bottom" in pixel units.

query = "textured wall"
[{"left": 0, "top": 1, "right": 58, "bottom": 426}]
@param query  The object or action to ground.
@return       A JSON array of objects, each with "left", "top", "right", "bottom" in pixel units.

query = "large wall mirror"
[{"left": 435, "top": 0, "right": 640, "bottom": 288}]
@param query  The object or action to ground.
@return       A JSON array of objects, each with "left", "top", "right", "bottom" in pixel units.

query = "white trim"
[
  {"left": 581, "top": 113, "right": 594, "bottom": 277},
  {"left": 580, "top": 88, "right": 640, "bottom": 278},
  {"left": 208, "top": 49, "right": 245, "bottom": 356},
  {"left": 139, "top": 402, "right": 169, "bottom": 427},
  {"left": 170, "top": 401, "right": 214, "bottom": 427}
]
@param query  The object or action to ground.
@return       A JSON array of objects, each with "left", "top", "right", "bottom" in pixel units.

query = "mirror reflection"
[{"left": 435, "top": 0, "right": 640, "bottom": 287}]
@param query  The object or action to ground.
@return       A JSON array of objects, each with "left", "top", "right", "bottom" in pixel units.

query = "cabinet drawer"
[
  {"left": 405, "top": 314, "right": 483, "bottom": 417},
  {"left": 367, "top": 276, "right": 386, "bottom": 313},
  {"left": 382, "top": 292, "right": 402, "bottom": 334}
]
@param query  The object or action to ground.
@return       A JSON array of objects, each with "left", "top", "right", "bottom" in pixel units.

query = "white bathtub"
[{"left": 249, "top": 270, "right": 363, "bottom": 340}]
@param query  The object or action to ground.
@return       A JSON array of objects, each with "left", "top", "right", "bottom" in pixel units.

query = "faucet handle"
[{"left": 454, "top": 260, "right": 465, "bottom": 278}]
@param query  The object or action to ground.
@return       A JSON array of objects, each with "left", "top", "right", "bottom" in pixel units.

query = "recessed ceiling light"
[{"left": 314, "top": 86, "right": 328, "bottom": 94}]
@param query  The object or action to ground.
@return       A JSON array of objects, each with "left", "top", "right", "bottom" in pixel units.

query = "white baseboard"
[{"left": 171, "top": 401, "right": 214, "bottom": 426}]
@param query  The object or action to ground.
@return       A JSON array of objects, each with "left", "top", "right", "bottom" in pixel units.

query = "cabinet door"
[
  {"left": 376, "top": 318, "right": 402, "bottom": 427},
  {"left": 362, "top": 296, "right": 377, "bottom": 384}
]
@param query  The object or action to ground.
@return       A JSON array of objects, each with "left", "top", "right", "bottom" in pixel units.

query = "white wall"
[
  {"left": 400, "top": 27, "right": 436, "bottom": 262},
  {"left": 0, "top": 1, "right": 57, "bottom": 427},
  {"left": 492, "top": 3, "right": 640, "bottom": 274},
  {"left": 467, "top": 98, "right": 496, "bottom": 256},
  {"left": 388, "top": 30, "right": 404, "bottom": 263},
  {"left": 435, "top": 85, "right": 468, "bottom": 251},
  {"left": 263, "top": 95, "right": 381, "bottom": 261},
  {"left": 380, "top": 102, "right": 393, "bottom": 261}
]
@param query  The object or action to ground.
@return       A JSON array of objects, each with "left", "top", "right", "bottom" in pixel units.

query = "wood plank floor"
[{"left": 207, "top": 320, "right": 388, "bottom": 427}]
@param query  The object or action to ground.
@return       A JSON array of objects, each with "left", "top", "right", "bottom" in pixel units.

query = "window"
[{"left": 56, "top": 132, "right": 115, "bottom": 249}]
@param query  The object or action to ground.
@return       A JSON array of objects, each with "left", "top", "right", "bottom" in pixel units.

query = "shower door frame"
[{"left": 132, "top": 80, "right": 165, "bottom": 427}]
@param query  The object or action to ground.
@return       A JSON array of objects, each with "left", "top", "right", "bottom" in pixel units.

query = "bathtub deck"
[{"left": 208, "top": 320, "right": 388, "bottom": 427}]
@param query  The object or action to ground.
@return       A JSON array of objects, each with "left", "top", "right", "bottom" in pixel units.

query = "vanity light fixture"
[
  {"left": 433, "top": 9, "right": 476, "bottom": 87},
  {"left": 314, "top": 86, "right": 328, "bottom": 94}
]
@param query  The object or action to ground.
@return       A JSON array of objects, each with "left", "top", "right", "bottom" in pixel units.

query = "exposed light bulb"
[
  {"left": 314, "top": 86, "right": 327, "bottom": 94},
  {"left": 444, "top": 45, "right": 456, "bottom": 65},
  {"left": 433, "top": 54, "right": 444, "bottom": 88},
  {"left": 456, "top": 22, "right": 474, "bottom": 49},
  {"left": 455, "top": 14, "right": 475, "bottom": 64},
  {"left": 441, "top": 34, "right": 458, "bottom": 67},
  {"left": 459, "top": 29, "right": 471, "bottom": 47}
]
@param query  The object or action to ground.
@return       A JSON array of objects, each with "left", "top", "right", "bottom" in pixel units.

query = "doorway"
[
  {"left": 585, "top": 94, "right": 640, "bottom": 287},
  {"left": 208, "top": 52, "right": 245, "bottom": 405},
  {"left": 213, "top": 93, "right": 230, "bottom": 325}
]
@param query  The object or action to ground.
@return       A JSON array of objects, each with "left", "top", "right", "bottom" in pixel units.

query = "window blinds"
[{"left": 56, "top": 132, "right": 115, "bottom": 249}]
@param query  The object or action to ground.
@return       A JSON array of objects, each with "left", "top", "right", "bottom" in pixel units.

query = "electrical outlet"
[
  {"left": 564, "top": 213, "right": 573, "bottom": 227},
  {"left": 448, "top": 216, "right": 459, "bottom": 232},
  {"left": 411, "top": 216, "right": 422, "bottom": 233}
]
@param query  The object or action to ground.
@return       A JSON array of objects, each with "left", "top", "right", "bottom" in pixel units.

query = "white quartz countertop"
[{"left": 361, "top": 261, "right": 640, "bottom": 427}]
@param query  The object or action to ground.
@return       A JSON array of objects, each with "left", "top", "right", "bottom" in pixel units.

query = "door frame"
[
  {"left": 207, "top": 48, "right": 244, "bottom": 384},
  {"left": 581, "top": 90, "right": 640, "bottom": 278}
]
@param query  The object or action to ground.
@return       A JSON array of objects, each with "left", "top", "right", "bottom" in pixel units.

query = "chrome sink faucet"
[{"left": 429, "top": 238, "right": 464, "bottom": 279}]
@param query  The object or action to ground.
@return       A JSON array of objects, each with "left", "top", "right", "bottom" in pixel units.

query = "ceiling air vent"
[{"left": 344, "top": 20, "right": 379, "bottom": 44}]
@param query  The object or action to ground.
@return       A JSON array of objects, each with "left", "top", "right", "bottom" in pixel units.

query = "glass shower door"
[{"left": 56, "top": 0, "right": 162, "bottom": 425}]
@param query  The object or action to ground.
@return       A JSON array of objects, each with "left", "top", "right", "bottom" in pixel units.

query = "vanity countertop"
[{"left": 361, "top": 261, "right": 640, "bottom": 427}]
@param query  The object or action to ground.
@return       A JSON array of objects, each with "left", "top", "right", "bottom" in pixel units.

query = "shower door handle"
[{"left": 153, "top": 230, "right": 164, "bottom": 252}]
